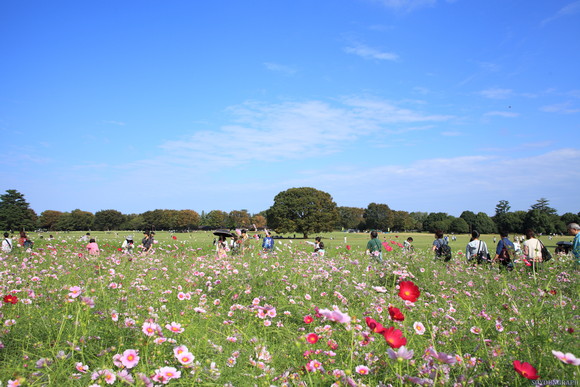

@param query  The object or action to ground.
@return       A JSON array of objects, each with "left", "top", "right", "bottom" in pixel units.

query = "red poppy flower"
[
  {"left": 346, "top": 245, "right": 351, "bottom": 250},
  {"left": 382, "top": 326, "right": 407, "bottom": 349},
  {"left": 398, "top": 281, "right": 420, "bottom": 303},
  {"left": 303, "top": 315, "right": 314, "bottom": 324},
  {"left": 117, "top": 248, "right": 123, "bottom": 251},
  {"left": 172, "top": 236, "right": 177, "bottom": 240},
  {"left": 306, "top": 333, "right": 319, "bottom": 344},
  {"left": 388, "top": 306, "right": 405, "bottom": 321},
  {"left": 3, "top": 294, "right": 18, "bottom": 304},
  {"left": 365, "top": 317, "right": 386, "bottom": 334},
  {"left": 513, "top": 360, "right": 540, "bottom": 380}
]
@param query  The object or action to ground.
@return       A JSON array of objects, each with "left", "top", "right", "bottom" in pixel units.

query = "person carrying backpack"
[
  {"left": 465, "top": 230, "right": 490, "bottom": 264},
  {"left": 493, "top": 231, "right": 515, "bottom": 271},
  {"left": 2, "top": 232, "right": 12, "bottom": 253},
  {"left": 432, "top": 230, "right": 452, "bottom": 261}
]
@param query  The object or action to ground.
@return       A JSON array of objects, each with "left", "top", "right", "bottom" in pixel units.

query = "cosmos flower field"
[{"left": 0, "top": 232, "right": 578, "bottom": 386}]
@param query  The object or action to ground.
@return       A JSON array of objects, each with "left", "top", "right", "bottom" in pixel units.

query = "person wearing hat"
[
  {"left": 122, "top": 236, "right": 134, "bottom": 255},
  {"left": 567, "top": 223, "right": 580, "bottom": 264}
]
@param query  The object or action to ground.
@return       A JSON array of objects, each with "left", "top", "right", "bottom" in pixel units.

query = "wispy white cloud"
[
  {"left": 478, "top": 88, "right": 513, "bottom": 99},
  {"left": 126, "top": 97, "right": 453, "bottom": 173},
  {"left": 541, "top": 1, "right": 580, "bottom": 26},
  {"left": 372, "top": 0, "right": 437, "bottom": 12},
  {"left": 263, "top": 62, "right": 297, "bottom": 76},
  {"left": 540, "top": 102, "right": 580, "bottom": 114},
  {"left": 103, "top": 120, "right": 126, "bottom": 126},
  {"left": 297, "top": 148, "right": 580, "bottom": 214},
  {"left": 344, "top": 42, "right": 399, "bottom": 61},
  {"left": 484, "top": 111, "right": 519, "bottom": 118}
]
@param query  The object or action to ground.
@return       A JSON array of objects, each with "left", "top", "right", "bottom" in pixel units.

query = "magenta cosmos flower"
[{"left": 119, "top": 349, "right": 139, "bottom": 369}]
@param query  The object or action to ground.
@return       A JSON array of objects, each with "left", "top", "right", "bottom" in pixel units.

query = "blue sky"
[{"left": 1, "top": 0, "right": 579, "bottom": 217}]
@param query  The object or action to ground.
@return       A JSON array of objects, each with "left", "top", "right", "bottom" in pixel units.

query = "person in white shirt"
[
  {"left": 2, "top": 232, "right": 13, "bottom": 253},
  {"left": 523, "top": 229, "right": 543, "bottom": 262},
  {"left": 465, "top": 230, "right": 489, "bottom": 263}
]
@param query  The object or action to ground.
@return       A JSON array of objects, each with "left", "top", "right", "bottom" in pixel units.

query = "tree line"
[{"left": 0, "top": 188, "right": 578, "bottom": 236}]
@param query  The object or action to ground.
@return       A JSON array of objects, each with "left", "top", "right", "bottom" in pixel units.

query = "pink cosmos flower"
[
  {"left": 413, "top": 322, "right": 426, "bottom": 335},
  {"left": 153, "top": 366, "right": 181, "bottom": 384},
  {"left": 173, "top": 345, "right": 189, "bottom": 357},
  {"left": 318, "top": 306, "right": 351, "bottom": 324},
  {"left": 355, "top": 365, "right": 370, "bottom": 375},
  {"left": 112, "top": 354, "right": 123, "bottom": 367},
  {"left": 387, "top": 346, "right": 414, "bottom": 360},
  {"left": 119, "top": 349, "right": 140, "bottom": 369},
  {"left": 552, "top": 350, "right": 580, "bottom": 365},
  {"left": 165, "top": 322, "right": 184, "bottom": 334},
  {"left": 7, "top": 379, "right": 24, "bottom": 387},
  {"left": 306, "top": 359, "right": 323, "bottom": 373},
  {"left": 116, "top": 369, "right": 134, "bottom": 384},
  {"left": 103, "top": 369, "right": 116, "bottom": 385},
  {"left": 68, "top": 286, "right": 82, "bottom": 298},
  {"left": 75, "top": 362, "right": 89, "bottom": 373},
  {"left": 176, "top": 352, "right": 195, "bottom": 365},
  {"left": 141, "top": 321, "right": 161, "bottom": 337},
  {"left": 470, "top": 326, "right": 482, "bottom": 335}
]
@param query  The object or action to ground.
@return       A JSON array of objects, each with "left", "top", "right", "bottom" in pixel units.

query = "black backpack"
[
  {"left": 498, "top": 238, "right": 514, "bottom": 270},
  {"left": 476, "top": 241, "right": 490, "bottom": 264},
  {"left": 436, "top": 239, "right": 452, "bottom": 261}
]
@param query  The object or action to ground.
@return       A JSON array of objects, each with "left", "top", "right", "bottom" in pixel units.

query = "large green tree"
[
  {"left": 38, "top": 210, "right": 64, "bottom": 231},
  {"left": 0, "top": 190, "right": 37, "bottom": 231},
  {"left": 337, "top": 206, "right": 365, "bottom": 230},
  {"left": 473, "top": 212, "right": 496, "bottom": 234},
  {"left": 202, "top": 210, "right": 229, "bottom": 229},
  {"left": 266, "top": 187, "right": 339, "bottom": 238},
  {"left": 94, "top": 209, "right": 126, "bottom": 231},
  {"left": 363, "top": 203, "right": 393, "bottom": 231},
  {"left": 176, "top": 210, "right": 200, "bottom": 230},
  {"left": 228, "top": 210, "right": 251, "bottom": 229},
  {"left": 530, "top": 198, "right": 557, "bottom": 215},
  {"left": 424, "top": 212, "right": 451, "bottom": 233},
  {"left": 449, "top": 217, "right": 470, "bottom": 233},
  {"left": 69, "top": 209, "right": 95, "bottom": 231}
]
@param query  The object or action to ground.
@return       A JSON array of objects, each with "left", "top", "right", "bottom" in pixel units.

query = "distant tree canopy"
[
  {"left": 337, "top": 206, "right": 365, "bottom": 230},
  {"left": 1, "top": 189, "right": 577, "bottom": 234},
  {"left": 266, "top": 187, "right": 339, "bottom": 238},
  {"left": 363, "top": 203, "right": 393, "bottom": 231},
  {"left": 0, "top": 190, "right": 37, "bottom": 231}
]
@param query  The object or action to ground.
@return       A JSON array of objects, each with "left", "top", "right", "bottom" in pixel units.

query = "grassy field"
[
  {"left": 20, "top": 229, "right": 575, "bottom": 254},
  {"left": 0, "top": 230, "right": 578, "bottom": 386}
]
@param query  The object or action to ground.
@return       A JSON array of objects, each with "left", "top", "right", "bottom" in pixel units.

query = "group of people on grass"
[
  {"left": 3, "top": 224, "right": 580, "bottom": 266},
  {"left": 364, "top": 222, "right": 580, "bottom": 268}
]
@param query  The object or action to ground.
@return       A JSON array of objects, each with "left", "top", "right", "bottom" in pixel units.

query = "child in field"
[
  {"left": 403, "top": 237, "right": 414, "bottom": 253},
  {"left": 315, "top": 241, "right": 325, "bottom": 256},
  {"left": 122, "top": 236, "right": 134, "bottom": 254},
  {"left": 86, "top": 238, "right": 100, "bottom": 255},
  {"left": 366, "top": 231, "right": 383, "bottom": 263}
]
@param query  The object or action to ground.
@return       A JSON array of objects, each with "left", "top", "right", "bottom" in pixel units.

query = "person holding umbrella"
[{"left": 213, "top": 230, "right": 233, "bottom": 259}]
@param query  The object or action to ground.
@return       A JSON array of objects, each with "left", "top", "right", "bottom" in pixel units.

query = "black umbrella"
[{"left": 213, "top": 230, "right": 234, "bottom": 238}]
